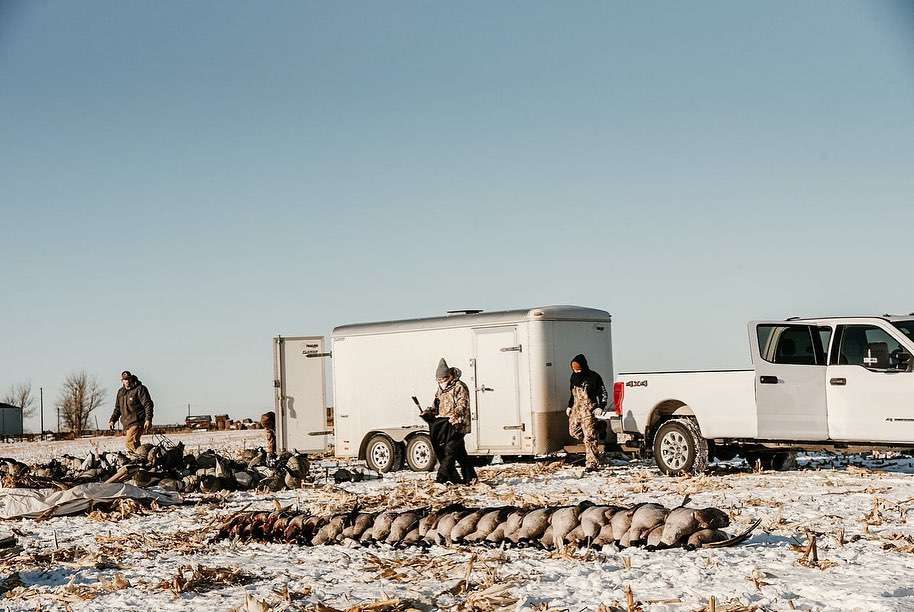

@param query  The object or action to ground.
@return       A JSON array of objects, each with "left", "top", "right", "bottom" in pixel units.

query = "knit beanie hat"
[{"left": 436, "top": 358, "right": 450, "bottom": 379}]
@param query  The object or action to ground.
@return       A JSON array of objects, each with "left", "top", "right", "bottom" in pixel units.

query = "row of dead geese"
[{"left": 217, "top": 500, "right": 759, "bottom": 551}]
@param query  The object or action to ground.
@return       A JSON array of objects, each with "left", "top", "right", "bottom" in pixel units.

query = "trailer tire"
[
  {"left": 653, "top": 418, "right": 708, "bottom": 476},
  {"left": 365, "top": 434, "right": 404, "bottom": 473},
  {"left": 405, "top": 434, "right": 436, "bottom": 472}
]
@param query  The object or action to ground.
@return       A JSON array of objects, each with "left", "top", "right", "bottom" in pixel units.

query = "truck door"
[
  {"left": 273, "top": 336, "right": 330, "bottom": 453},
  {"left": 751, "top": 322, "right": 829, "bottom": 440},
  {"left": 473, "top": 326, "right": 523, "bottom": 451},
  {"left": 826, "top": 323, "right": 914, "bottom": 442}
]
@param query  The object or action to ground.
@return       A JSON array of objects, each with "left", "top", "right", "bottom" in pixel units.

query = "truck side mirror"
[{"left": 892, "top": 349, "right": 913, "bottom": 372}]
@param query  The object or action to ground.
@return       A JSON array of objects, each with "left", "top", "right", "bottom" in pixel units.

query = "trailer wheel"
[
  {"left": 365, "top": 434, "right": 403, "bottom": 473},
  {"left": 653, "top": 418, "right": 709, "bottom": 476},
  {"left": 405, "top": 434, "right": 436, "bottom": 472}
]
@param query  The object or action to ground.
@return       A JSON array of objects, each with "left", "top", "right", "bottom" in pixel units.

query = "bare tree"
[
  {"left": 57, "top": 371, "right": 106, "bottom": 435},
  {"left": 2, "top": 382, "right": 35, "bottom": 418}
]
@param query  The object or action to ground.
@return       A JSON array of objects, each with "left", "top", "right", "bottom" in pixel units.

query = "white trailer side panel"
[{"left": 332, "top": 327, "right": 476, "bottom": 457}]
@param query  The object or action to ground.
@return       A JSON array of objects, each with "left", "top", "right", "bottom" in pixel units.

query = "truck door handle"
[
  {"left": 829, "top": 378, "right": 847, "bottom": 386},
  {"left": 478, "top": 386, "right": 494, "bottom": 393},
  {"left": 759, "top": 376, "right": 779, "bottom": 384}
]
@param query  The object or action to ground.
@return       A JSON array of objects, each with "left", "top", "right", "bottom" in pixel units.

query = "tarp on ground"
[{"left": 0, "top": 482, "right": 182, "bottom": 519}]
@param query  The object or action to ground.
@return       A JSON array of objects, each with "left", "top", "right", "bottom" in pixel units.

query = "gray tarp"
[{"left": 0, "top": 483, "right": 182, "bottom": 519}]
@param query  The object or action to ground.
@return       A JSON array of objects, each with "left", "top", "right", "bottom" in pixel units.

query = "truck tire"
[
  {"left": 405, "top": 434, "right": 436, "bottom": 472},
  {"left": 365, "top": 434, "right": 404, "bottom": 473},
  {"left": 652, "top": 418, "right": 709, "bottom": 476}
]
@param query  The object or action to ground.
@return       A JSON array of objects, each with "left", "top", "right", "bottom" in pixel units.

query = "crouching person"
[
  {"left": 567, "top": 354, "right": 607, "bottom": 472},
  {"left": 109, "top": 370, "right": 154, "bottom": 455},
  {"left": 428, "top": 358, "right": 477, "bottom": 485}
]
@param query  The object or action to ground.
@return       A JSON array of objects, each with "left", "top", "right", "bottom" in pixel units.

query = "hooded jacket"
[
  {"left": 433, "top": 367, "right": 472, "bottom": 434},
  {"left": 568, "top": 354, "right": 608, "bottom": 410},
  {"left": 110, "top": 378, "right": 154, "bottom": 429}
]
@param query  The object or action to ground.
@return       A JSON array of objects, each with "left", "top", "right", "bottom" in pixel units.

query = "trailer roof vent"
[{"left": 446, "top": 309, "right": 483, "bottom": 316}]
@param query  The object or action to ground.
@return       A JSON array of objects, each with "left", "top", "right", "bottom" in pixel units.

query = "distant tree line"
[{"left": 3, "top": 372, "right": 106, "bottom": 435}]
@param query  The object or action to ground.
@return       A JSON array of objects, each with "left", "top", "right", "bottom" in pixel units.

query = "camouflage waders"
[{"left": 569, "top": 386, "right": 600, "bottom": 469}]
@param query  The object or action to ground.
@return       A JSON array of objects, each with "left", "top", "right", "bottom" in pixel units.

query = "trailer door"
[
  {"left": 273, "top": 336, "right": 329, "bottom": 453},
  {"left": 473, "top": 326, "right": 523, "bottom": 450}
]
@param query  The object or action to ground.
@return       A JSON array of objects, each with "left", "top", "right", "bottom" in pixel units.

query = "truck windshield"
[{"left": 893, "top": 321, "right": 914, "bottom": 341}]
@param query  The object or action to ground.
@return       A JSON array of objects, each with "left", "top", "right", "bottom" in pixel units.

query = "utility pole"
[{"left": 39, "top": 387, "right": 44, "bottom": 435}]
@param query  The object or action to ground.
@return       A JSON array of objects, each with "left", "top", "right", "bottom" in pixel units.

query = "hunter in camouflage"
[
  {"left": 430, "top": 358, "right": 477, "bottom": 485},
  {"left": 567, "top": 353, "right": 608, "bottom": 471}
]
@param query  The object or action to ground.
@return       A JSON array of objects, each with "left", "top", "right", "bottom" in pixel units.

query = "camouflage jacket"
[{"left": 434, "top": 376, "right": 472, "bottom": 435}]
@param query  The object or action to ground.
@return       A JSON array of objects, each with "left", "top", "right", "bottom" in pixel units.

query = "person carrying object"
[
  {"left": 567, "top": 354, "right": 608, "bottom": 472},
  {"left": 108, "top": 370, "right": 154, "bottom": 455},
  {"left": 423, "top": 358, "right": 478, "bottom": 485}
]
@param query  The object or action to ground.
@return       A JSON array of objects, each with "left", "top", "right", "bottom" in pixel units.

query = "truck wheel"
[
  {"left": 365, "top": 434, "right": 404, "bottom": 473},
  {"left": 405, "top": 434, "right": 436, "bottom": 472},
  {"left": 653, "top": 418, "right": 709, "bottom": 476}
]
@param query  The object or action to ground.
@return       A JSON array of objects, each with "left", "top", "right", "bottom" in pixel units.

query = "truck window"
[
  {"left": 838, "top": 325, "right": 905, "bottom": 369},
  {"left": 892, "top": 321, "right": 914, "bottom": 340},
  {"left": 757, "top": 324, "right": 821, "bottom": 365}
]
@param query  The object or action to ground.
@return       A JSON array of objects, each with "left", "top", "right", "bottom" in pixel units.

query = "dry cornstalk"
[{"left": 624, "top": 584, "right": 635, "bottom": 612}]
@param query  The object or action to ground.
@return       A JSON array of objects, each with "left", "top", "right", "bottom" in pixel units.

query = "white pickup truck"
[{"left": 610, "top": 316, "right": 914, "bottom": 475}]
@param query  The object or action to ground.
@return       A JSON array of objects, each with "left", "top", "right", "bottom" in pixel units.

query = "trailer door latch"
[
  {"left": 500, "top": 345, "right": 522, "bottom": 352},
  {"left": 503, "top": 424, "right": 525, "bottom": 431}
]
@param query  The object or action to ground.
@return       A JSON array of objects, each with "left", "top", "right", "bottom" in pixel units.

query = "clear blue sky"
[{"left": 2, "top": 1, "right": 913, "bottom": 430}]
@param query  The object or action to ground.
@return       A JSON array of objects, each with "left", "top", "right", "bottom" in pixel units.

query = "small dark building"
[{"left": 0, "top": 403, "right": 24, "bottom": 438}]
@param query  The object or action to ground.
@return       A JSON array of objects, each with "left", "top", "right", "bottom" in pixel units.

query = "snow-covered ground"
[{"left": 4, "top": 432, "right": 914, "bottom": 611}]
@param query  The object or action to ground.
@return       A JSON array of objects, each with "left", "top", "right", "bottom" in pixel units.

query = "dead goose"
[
  {"left": 645, "top": 524, "right": 665, "bottom": 549},
  {"left": 550, "top": 503, "right": 589, "bottom": 550},
  {"left": 537, "top": 525, "right": 554, "bottom": 549},
  {"left": 312, "top": 515, "right": 346, "bottom": 545},
  {"left": 509, "top": 507, "right": 553, "bottom": 544},
  {"left": 609, "top": 507, "right": 636, "bottom": 541},
  {"left": 434, "top": 510, "right": 471, "bottom": 545},
  {"left": 341, "top": 512, "right": 375, "bottom": 541},
  {"left": 399, "top": 527, "right": 423, "bottom": 548},
  {"left": 283, "top": 514, "right": 308, "bottom": 542},
  {"left": 661, "top": 507, "right": 730, "bottom": 547},
  {"left": 483, "top": 523, "right": 508, "bottom": 546},
  {"left": 686, "top": 528, "right": 729, "bottom": 549},
  {"left": 579, "top": 506, "right": 619, "bottom": 548},
  {"left": 464, "top": 507, "right": 512, "bottom": 542},
  {"left": 450, "top": 510, "right": 486, "bottom": 543},
  {"left": 386, "top": 510, "right": 424, "bottom": 545},
  {"left": 627, "top": 504, "right": 669, "bottom": 545},
  {"left": 369, "top": 510, "right": 398, "bottom": 542}
]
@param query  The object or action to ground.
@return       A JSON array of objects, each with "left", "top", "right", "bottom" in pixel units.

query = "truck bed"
[{"left": 617, "top": 370, "right": 757, "bottom": 439}]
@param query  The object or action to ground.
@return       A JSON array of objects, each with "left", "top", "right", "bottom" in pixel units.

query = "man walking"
[
  {"left": 428, "top": 358, "right": 477, "bottom": 485},
  {"left": 109, "top": 370, "right": 154, "bottom": 454},
  {"left": 567, "top": 354, "right": 607, "bottom": 472}
]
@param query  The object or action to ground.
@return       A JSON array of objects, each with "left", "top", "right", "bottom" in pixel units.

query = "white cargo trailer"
[{"left": 273, "top": 305, "right": 614, "bottom": 472}]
